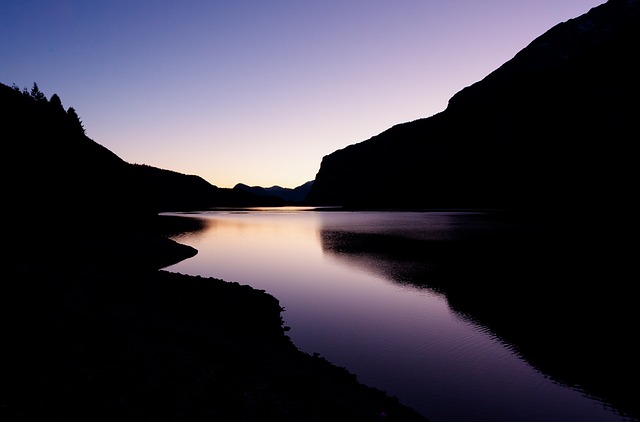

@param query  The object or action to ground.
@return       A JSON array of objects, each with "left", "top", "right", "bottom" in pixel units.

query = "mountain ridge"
[
  {"left": 234, "top": 180, "right": 314, "bottom": 203},
  {"left": 1, "top": 84, "right": 426, "bottom": 421},
  {"left": 302, "top": 1, "right": 640, "bottom": 418},
  {"left": 306, "top": 0, "right": 639, "bottom": 210}
]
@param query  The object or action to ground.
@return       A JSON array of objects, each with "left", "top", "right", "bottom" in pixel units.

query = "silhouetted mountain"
[
  {"left": 1, "top": 81, "right": 284, "bottom": 234},
  {"left": 234, "top": 180, "right": 314, "bottom": 203},
  {"left": 306, "top": 0, "right": 639, "bottom": 210},
  {"left": 1, "top": 84, "right": 425, "bottom": 421},
  {"left": 130, "top": 165, "right": 286, "bottom": 211},
  {"left": 305, "top": 1, "right": 640, "bottom": 419},
  {"left": 2, "top": 82, "right": 152, "bottom": 236}
]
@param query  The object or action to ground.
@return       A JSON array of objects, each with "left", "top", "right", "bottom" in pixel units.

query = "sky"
[{"left": 1, "top": 0, "right": 605, "bottom": 189}]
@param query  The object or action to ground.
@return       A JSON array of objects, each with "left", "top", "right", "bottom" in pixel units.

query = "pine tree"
[{"left": 30, "top": 82, "right": 46, "bottom": 102}]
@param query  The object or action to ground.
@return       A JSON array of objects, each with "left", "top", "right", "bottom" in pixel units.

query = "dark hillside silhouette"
[
  {"left": 1, "top": 82, "right": 426, "bottom": 421},
  {"left": 2, "top": 81, "right": 285, "bottom": 235},
  {"left": 306, "top": 0, "right": 639, "bottom": 210},
  {"left": 234, "top": 180, "right": 314, "bottom": 203},
  {"left": 304, "top": 1, "right": 640, "bottom": 418},
  {"left": 3, "top": 82, "right": 150, "bottom": 237},
  {"left": 130, "top": 164, "right": 286, "bottom": 211}
]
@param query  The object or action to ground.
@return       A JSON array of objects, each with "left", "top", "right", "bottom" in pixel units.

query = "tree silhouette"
[
  {"left": 49, "top": 93, "right": 65, "bottom": 113},
  {"left": 67, "top": 107, "right": 86, "bottom": 134},
  {"left": 30, "top": 82, "right": 46, "bottom": 102}
]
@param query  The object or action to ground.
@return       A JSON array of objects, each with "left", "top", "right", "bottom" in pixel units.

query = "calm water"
[{"left": 164, "top": 208, "right": 627, "bottom": 422}]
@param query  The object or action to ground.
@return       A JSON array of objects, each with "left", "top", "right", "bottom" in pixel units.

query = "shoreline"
[{"left": 2, "top": 227, "right": 428, "bottom": 421}]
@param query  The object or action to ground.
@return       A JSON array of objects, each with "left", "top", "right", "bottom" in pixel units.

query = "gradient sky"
[{"left": 2, "top": 0, "right": 604, "bottom": 188}]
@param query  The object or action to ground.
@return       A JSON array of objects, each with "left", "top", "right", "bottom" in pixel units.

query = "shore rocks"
[{"left": 2, "top": 233, "right": 427, "bottom": 421}]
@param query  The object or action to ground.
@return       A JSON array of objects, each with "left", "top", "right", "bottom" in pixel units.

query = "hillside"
[
  {"left": 306, "top": 0, "right": 639, "bottom": 210},
  {"left": 2, "top": 81, "right": 285, "bottom": 229},
  {"left": 130, "top": 164, "right": 286, "bottom": 211},
  {"left": 1, "top": 82, "right": 427, "bottom": 421},
  {"left": 304, "top": 0, "right": 640, "bottom": 419},
  {"left": 234, "top": 181, "right": 314, "bottom": 203}
]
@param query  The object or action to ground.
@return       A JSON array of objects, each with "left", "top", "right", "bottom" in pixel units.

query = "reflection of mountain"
[
  {"left": 321, "top": 230, "right": 453, "bottom": 289},
  {"left": 155, "top": 214, "right": 210, "bottom": 240},
  {"left": 319, "top": 212, "right": 541, "bottom": 293},
  {"left": 308, "top": 2, "right": 640, "bottom": 419},
  {"left": 318, "top": 210, "right": 638, "bottom": 421},
  {"left": 319, "top": 234, "right": 431, "bottom": 284}
]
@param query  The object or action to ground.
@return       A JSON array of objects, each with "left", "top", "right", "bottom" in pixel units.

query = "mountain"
[
  {"left": 3, "top": 83, "right": 148, "bottom": 234},
  {"left": 1, "top": 81, "right": 283, "bottom": 233},
  {"left": 304, "top": 1, "right": 640, "bottom": 419},
  {"left": 130, "top": 164, "right": 286, "bottom": 211},
  {"left": 306, "top": 0, "right": 639, "bottom": 210},
  {"left": 234, "top": 180, "right": 314, "bottom": 203},
  {"left": 1, "top": 85, "right": 426, "bottom": 421}
]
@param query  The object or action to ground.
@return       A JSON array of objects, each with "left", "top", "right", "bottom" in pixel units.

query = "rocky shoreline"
[{"left": 2, "top": 226, "right": 427, "bottom": 421}]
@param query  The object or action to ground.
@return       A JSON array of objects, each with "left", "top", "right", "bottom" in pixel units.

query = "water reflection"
[
  {"left": 162, "top": 209, "right": 633, "bottom": 422},
  {"left": 316, "top": 210, "right": 638, "bottom": 421}
]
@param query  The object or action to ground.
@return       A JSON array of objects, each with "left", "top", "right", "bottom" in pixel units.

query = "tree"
[
  {"left": 30, "top": 82, "right": 46, "bottom": 102},
  {"left": 67, "top": 107, "right": 86, "bottom": 134},
  {"left": 49, "top": 93, "right": 65, "bottom": 112}
]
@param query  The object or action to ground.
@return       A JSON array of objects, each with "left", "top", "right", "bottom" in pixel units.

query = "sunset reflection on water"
[{"left": 163, "top": 209, "right": 627, "bottom": 422}]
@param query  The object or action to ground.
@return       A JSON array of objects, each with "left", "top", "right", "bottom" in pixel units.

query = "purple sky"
[{"left": 1, "top": 1, "right": 605, "bottom": 188}]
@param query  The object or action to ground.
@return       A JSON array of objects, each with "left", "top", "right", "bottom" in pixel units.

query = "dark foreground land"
[{"left": 2, "top": 218, "right": 427, "bottom": 422}]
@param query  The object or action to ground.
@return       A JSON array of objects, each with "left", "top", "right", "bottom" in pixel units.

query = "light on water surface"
[{"left": 164, "top": 209, "right": 628, "bottom": 422}]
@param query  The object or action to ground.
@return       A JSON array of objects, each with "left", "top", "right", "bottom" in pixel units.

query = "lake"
[{"left": 163, "top": 208, "right": 629, "bottom": 421}]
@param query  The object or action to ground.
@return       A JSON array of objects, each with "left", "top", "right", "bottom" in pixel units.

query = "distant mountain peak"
[{"left": 233, "top": 181, "right": 314, "bottom": 203}]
